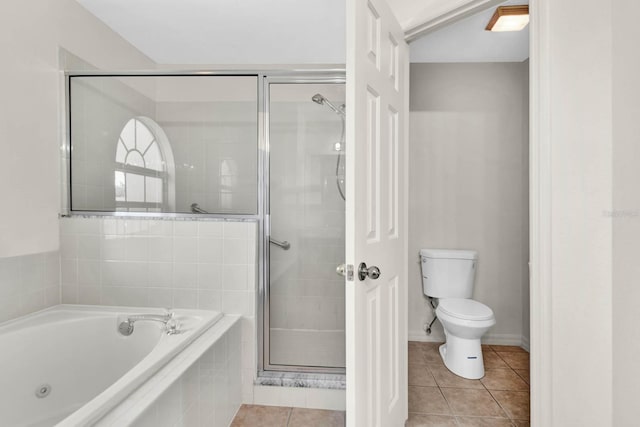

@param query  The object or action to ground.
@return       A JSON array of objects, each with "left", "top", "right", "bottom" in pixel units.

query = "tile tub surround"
[
  {"left": 59, "top": 216, "right": 256, "bottom": 313},
  {"left": 95, "top": 316, "right": 242, "bottom": 426},
  {"left": 59, "top": 216, "right": 258, "bottom": 406},
  {"left": 408, "top": 341, "right": 530, "bottom": 426},
  {"left": 0, "top": 251, "right": 60, "bottom": 323}
]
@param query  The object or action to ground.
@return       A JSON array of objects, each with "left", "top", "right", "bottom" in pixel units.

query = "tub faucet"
[{"left": 118, "top": 310, "right": 181, "bottom": 336}]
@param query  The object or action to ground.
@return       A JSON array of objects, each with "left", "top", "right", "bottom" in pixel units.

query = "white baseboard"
[
  {"left": 408, "top": 330, "right": 445, "bottom": 343},
  {"left": 521, "top": 335, "right": 530, "bottom": 352},
  {"left": 483, "top": 333, "right": 525, "bottom": 346},
  {"left": 408, "top": 329, "right": 525, "bottom": 347}
]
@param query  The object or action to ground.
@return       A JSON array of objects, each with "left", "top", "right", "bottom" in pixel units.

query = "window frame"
[{"left": 114, "top": 117, "right": 169, "bottom": 212}]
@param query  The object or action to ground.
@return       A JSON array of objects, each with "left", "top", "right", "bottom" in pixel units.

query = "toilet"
[{"left": 420, "top": 248, "right": 495, "bottom": 379}]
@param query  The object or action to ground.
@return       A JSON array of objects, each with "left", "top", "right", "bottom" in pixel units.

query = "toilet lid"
[{"left": 437, "top": 298, "right": 494, "bottom": 321}]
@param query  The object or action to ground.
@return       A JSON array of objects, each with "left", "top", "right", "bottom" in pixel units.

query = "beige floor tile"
[
  {"left": 409, "top": 386, "right": 452, "bottom": 415},
  {"left": 498, "top": 353, "right": 529, "bottom": 370},
  {"left": 405, "top": 413, "right": 458, "bottom": 426},
  {"left": 490, "top": 345, "right": 527, "bottom": 353},
  {"left": 230, "top": 404, "right": 291, "bottom": 427},
  {"left": 456, "top": 416, "right": 514, "bottom": 426},
  {"left": 409, "top": 343, "right": 429, "bottom": 365},
  {"left": 514, "top": 369, "right": 529, "bottom": 385},
  {"left": 512, "top": 420, "right": 530, "bottom": 427},
  {"left": 441, "top": 388, "right": 507, "bottom": 418},
  {"left": 429, "top": 365, "right": 484, "bottom": 389},
  {"left": 483, "top": 350, "right": 509, "bottom": 369},
  {"left": 288, "top": 408, "right": 345, "bottom": 427},
  {"left": 423, "top": 343, "right": 446, "bottom": 365},
  {"left": 409, "top": 363, "right": 437, "bottom": 386},
  {"left": 480, "top": 369, "right": 529, "bottom": 391},
  {"left": 490, "top": 391, "right": 530, "bottom": 420}
]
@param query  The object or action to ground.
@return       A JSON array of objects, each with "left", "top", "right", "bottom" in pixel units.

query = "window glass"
[{"left": 69, "top": 75, "right": 258, "bottom": 214}]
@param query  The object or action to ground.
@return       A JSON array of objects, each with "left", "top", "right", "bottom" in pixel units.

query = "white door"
[{"left": 345, "top": 0, "right": 409, "bottom": 425}]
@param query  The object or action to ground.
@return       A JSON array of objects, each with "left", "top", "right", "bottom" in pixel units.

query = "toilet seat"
[{"left": 437, "top": 298, "right": 494, "bottom": 321}]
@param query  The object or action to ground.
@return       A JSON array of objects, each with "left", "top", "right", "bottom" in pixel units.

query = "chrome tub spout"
[{"left": 118, "top": 311, "right": 181, "bottom": 336}]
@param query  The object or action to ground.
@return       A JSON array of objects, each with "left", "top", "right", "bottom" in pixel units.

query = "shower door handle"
[{"left": 269, "top": 238, "right": 291, "bottom": 250}]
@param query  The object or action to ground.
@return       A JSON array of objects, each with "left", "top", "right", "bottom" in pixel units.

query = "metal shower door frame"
[{"left": 260, "top": 74, "right": 346, "bottom": 375}]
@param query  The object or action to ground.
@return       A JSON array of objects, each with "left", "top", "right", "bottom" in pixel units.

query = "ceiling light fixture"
[{"left": 485, "top": 5, "right": 529, "bottom": 32}]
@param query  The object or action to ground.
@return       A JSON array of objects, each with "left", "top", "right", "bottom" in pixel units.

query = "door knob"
[{"left": 358, "top": 262, "right": 381, "bottom": 281}]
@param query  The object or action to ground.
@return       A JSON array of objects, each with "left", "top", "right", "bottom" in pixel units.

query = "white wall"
[
  {"left": 0, "top": 0, "right": 155, "bottom": 257},
  {"left": 0, "top": 252, "right": 60, "bottom": 323},
  {"left": 408, "top": 62, "right": 529, "bottom": 345},
  {"left": 535, "top": 0, "right": 613, "bottom": 424},
  {"left": 612, "top": 0, "right": 640, "bottom": 424}
]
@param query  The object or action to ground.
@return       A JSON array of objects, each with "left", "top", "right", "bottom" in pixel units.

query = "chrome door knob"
[{"left": 358, "top": 262, "right": 381, "bottom": 281}]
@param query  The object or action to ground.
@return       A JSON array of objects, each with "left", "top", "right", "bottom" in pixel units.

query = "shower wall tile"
[
  {"left": 59, "top": 217, "right": 257, "bottom": 316},
  {"left": 0, "top": 251, "right": 60, "bottom": 324}
]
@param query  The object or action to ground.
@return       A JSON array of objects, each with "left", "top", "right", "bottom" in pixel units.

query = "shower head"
[
  {"left": 311, "top": 93, "right": 345, "bottom": 117},
  {"left": 311, "top": 93, "right": 325, "bottom": 105}
]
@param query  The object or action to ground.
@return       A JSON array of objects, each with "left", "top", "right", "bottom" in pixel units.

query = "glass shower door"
[{"left": 267, "top": 82, "right": 346, "bottom": 371}]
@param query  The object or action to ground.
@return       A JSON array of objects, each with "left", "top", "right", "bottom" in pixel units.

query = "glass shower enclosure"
[{"left": 264, "top": 80, "right": 346, "bottom": 373}]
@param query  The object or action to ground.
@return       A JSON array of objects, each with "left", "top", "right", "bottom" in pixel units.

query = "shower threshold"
[{"left": 256, "top": 371, "right": 346, "bottom": 390}]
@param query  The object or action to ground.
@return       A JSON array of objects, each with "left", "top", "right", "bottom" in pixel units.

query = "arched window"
[{"left": 114, "top": 117, "right": 175, "bottom": 212}]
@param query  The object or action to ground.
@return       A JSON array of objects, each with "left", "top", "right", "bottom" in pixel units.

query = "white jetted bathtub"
[{"left": 0, "top": 305, "right": 223, "bottom": 427}]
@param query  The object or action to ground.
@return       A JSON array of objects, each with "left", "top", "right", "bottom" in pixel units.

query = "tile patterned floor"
[
  {"left": 230, "top": 343, "right": 529, "bottom": 427},
  {"left": 230, "top": 406, "right": 346, "bottom": 427},
  {"left": 407, "top": 342, "right": 530, "bottom": 427}
]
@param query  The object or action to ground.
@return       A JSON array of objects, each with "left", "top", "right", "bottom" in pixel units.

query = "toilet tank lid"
[{"left": 420, "top": 249, "right": 477, "bottom": 260}]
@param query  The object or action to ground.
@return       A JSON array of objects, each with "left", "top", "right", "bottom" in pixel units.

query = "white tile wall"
[
  {"left": 132, "top": 323, "right": 242, "bottom": 427},
  {"left": 268, "top": 84, "right": 346, "bottom": 369},
  {"left": 59, "top": 217, "right": 256, "bottom": 314},
  {"left": 0, "top": 251, "right": 60, "bottom": 323},
  {"left": 96, "top": 318, "right": 242, "bottom": 427},
  {"left": 60, "top": 216, "right": 258, "bottom": 405}
]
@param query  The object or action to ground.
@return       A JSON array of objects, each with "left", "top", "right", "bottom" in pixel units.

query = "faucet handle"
[{"left": 164, "top": 313, "right": 181, "bottom": 335}]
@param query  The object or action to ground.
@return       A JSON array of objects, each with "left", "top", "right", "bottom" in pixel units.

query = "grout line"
[
  {"left": 487, "top": 388, "right": 513, "bottom": 421},
  {"left": 436, "top": 383, "right": 456, "bottom": 420},
  {"left": 285, "top": 406, "right": 293, "bottom": 427}
]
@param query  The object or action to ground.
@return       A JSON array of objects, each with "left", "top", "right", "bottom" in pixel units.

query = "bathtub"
[{"left": 0, "top": 305, "right": 223, "bottom": 427}]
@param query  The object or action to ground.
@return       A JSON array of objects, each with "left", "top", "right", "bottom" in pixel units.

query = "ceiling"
[
  {"left": 410, "top": 0, "right": 529, "bottom": 63},
  {"left": 76, "top": 0, "right": 528, "bottom": 65},
  {"left": 76, "top": 0, "right": 346, "bottom": 65}
]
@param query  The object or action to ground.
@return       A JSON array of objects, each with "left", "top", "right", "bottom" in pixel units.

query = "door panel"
[{"left": 346, "top": 0, "right": 409, "bottom": 425}]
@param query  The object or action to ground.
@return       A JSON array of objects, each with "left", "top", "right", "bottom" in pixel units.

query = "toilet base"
[{"left": 439, "top": 335, "right": 486, "bottom": 379}]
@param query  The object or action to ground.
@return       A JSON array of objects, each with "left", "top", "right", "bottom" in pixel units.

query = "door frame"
[
  {"left": 528, "top": 0, "right": 552, "bottom": 424},
  {"left": 259, "top": 74, "right": 348, "bottom": 374}
]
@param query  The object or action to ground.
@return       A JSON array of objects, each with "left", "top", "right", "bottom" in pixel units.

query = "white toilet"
[{"left": 420, "top": 248, "right": 495, "bottom": 379}]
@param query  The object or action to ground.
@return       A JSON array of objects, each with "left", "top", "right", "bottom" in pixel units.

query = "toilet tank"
[{"left": 420, "top": 249, "right": 478, "bottom": 298}]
